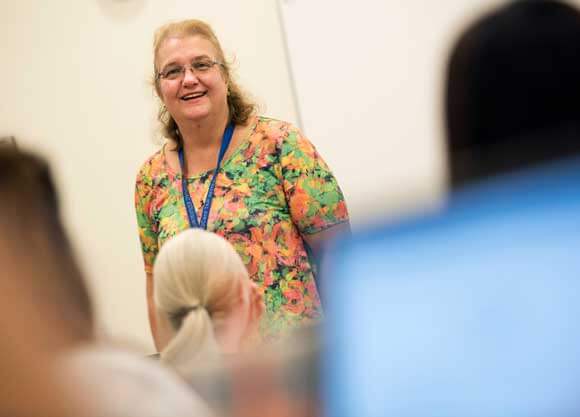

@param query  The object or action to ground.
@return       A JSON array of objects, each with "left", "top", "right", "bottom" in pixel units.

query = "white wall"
[
  {"left": 278, "top": 0, "right": 509, "bottom": 226},
  {"left": 0, "top": 0, "right": 297, "bottom": 352}
]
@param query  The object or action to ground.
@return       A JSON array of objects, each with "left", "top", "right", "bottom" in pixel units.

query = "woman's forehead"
[{"left": 156, "top": 35, "right": 218, "bottom": 67}]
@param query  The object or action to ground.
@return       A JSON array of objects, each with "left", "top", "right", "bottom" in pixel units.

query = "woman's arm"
[
  {"left": 146, "top": 272, "right": 161, "bottom": 352},
  {"left": 135, "top": 168, "right": 161, "bottom": 351},
  {"left": 303, "top": 222, "right": 351, "bottom": 263},
  {"left": 277, "top": 124, "right": 350, "bottom": 266},
  {"left": 275, "top": 121, "right": 350, "bottom": 303},
  {"left": 303, "top": 222, "right": 350, "bottom": 304}
]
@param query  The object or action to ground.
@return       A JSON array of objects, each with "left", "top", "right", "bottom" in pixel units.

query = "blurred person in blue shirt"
[{"left": 323, "top": 2, "right": 580, "bottom": 417}]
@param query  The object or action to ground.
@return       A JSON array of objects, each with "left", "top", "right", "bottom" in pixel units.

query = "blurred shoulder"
[{"left": 61, "top": 346, "right": 213, "bottom": 417}]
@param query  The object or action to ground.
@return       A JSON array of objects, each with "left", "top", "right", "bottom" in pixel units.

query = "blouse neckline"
[{"left": 161, "top": 116, "right": 259, "bottom": 181}]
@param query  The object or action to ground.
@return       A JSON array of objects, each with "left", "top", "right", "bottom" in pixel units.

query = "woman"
[
  {"left": 154, "top": 228, "right": 264, "bottom": 377},
  {"left": 135, "top": 19, "right": 349, "bottom": 345}
]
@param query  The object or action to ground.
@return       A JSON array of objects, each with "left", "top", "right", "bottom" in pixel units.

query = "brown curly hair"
[{"left": 152, "top": 19, "right": 256, "bottom": 145}]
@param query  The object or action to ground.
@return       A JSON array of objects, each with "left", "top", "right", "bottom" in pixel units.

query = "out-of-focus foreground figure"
[
  {"left": 0, "top": 148, "right": 94, "bottom": 416},
  {"left": 154, "top": 228, "right": 264, "bottom": 377},
  {"left": 323, "top": 1, "right": 580, "bottom": 417},
  {"left": 446, "top": 0, "right": 580, "bottom": 187},
  {"left": 185, "top": 324, "right": 321, "bottom": 417},
  {"left": 0, "top": 148, "right": 211, "bottom": 417}
]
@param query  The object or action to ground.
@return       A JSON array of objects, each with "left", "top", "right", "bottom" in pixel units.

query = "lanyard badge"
[{"left": 178, "top": 122, "right": 235, "bottom": 229}]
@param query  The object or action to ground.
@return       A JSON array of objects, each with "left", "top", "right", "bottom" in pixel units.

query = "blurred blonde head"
[
  {"left": 154, "top": 228, "right": 263, "bottom": 376},
  {"left": 152, "top": 19, "right": 255, "bottom": 144}
]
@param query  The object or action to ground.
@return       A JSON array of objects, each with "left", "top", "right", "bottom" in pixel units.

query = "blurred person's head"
[
  {"left": 445, "top": 0, "right": 580, "bottom": 188},
  {"left": 0, "top": 148, "right": 93, "bottom": 340},
  {"left": 152, "top": 19, "right": 255, "bottom": 145},
  {"left": 154, "top": 228, "right": 263, "bottom": 376},
  {"left": 0, "top": 148, "right": 94, "bottom": 416}
]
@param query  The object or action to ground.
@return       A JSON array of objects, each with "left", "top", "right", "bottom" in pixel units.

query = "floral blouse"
[{"left": 135, "top": 116, "right": 349, "bottom": 338}]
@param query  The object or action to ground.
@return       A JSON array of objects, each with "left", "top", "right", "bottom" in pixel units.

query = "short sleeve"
[
  {"left": 134, "top": 169, "right": 159, "bottom": 274},
  {"left": 280, "top": 127, "right": 349, "bottom": 235}
]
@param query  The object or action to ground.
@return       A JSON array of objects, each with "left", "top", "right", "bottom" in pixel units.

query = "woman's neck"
[{"left": 177, "top": 111, "right": 230, "bottom": 152}]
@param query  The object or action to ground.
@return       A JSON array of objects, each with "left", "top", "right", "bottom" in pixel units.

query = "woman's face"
[{"left": 155, "top": 35, "right": 228, "bottom": 125}]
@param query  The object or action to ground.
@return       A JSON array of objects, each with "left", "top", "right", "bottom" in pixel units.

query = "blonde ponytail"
[
  {"left": 153, "top": 229, "right": 249, "bottom": 377},
  {"left": 160, "top": 307, "right": 220, "bottom": 377}
]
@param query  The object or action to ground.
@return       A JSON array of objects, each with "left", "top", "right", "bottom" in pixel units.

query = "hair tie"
[{"left": 169, "top": 305, "right": 201, "bottom": 329}]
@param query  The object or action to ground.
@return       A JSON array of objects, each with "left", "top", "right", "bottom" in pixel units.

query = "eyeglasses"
[{"left": 156, "top": 58, "right": 224, "bottom": 81}]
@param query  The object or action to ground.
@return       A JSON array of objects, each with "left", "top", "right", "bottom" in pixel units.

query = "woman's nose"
[{"left": 181, "top": 67, "right": 199, "bottom": 85}]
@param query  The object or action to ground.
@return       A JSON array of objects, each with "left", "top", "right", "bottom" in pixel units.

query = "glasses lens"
[
  {"left": 192, "top": 59, "right": 214, "bottom": 72},
  {"left": 164, "top": 67, "right": 183, "bottom": 80},
  {"left": 159, "top": 59, "right": 217, "bottom": 80}
]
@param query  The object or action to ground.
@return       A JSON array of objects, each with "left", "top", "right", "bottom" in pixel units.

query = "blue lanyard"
[{"left": 178, "top": 122, "right": 235, "bottom": 229}]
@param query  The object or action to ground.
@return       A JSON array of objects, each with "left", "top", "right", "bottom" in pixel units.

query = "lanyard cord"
[{"left": 177, "top": 122, "right": 235, "bottom": 229}]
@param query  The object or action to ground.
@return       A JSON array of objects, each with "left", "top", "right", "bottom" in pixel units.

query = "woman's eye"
[
  {"left": 164, "top": 68, "right": 182, "bottom": 78},
  {"left": 194, "top": 62, "right": 212, "bottom": 71}
]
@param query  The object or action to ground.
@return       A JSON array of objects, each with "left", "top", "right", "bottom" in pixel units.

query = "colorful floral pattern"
[{"left": 135, "top": 116, "right": 349, "bottom": 338}]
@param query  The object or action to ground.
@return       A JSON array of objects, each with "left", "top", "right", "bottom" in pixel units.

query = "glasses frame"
[{"left": 155, "top": 59, "right": 225, "bottom": 81}]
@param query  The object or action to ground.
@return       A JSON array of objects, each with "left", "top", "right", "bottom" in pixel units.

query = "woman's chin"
[
  {"left": 183, "top": 110, "right": 212, "bottom": 122},
  {"left": 173, "top": 104, "right": 213, "bottom": 124}
]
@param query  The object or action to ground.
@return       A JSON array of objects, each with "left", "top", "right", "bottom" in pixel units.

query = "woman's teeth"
[{"left": 181, "top": 92, "right": 206, "bottom": 100}]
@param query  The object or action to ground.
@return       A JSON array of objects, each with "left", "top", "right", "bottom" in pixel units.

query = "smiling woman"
[{"left": 134, "top": 19, "right": 350, "bottom": 350}]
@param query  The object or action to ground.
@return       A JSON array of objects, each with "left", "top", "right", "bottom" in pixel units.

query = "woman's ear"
[
  {"left": 236, "top": 277, "right": 249, "bottom": 304},
  {"left": 240, "top": 282, "right": 264, "bottom": 349},
  {"left": 250, "top": 282, "right": 264, "bottom": 322}
]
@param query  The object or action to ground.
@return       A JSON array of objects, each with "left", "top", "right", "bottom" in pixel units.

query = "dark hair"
[
  {"left": 445, "top": 0, "right": 580, "bottom": 187},
  {"left": 0, "top": 148, "right": 94, "bottom": 340}
]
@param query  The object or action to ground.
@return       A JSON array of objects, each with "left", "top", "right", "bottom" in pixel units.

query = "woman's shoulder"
[
  {"left": 253, "top": 116, "right": 303, "bottom": 145},
  {"left": 60, "top": 346, "right": 212, "bottom": 417},
  {"left": 135, "top": 146, "right": 170, "bottom": 183},
  {"left": 254, "top": 115, "right": 299, "bottom": 130}
]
